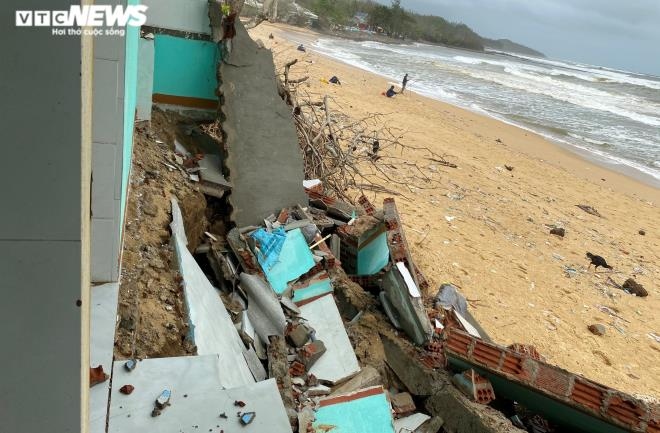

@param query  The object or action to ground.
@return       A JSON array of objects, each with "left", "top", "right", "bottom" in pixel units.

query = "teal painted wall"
[
  {"left": 153, "top": 35, "right": 219, "bottom": 100},
  {"left": 121, "top": 0, "right": 140, "bottom": 225},
  {"left": 313, "top": 390, "right": 395, "bottom": 433}
]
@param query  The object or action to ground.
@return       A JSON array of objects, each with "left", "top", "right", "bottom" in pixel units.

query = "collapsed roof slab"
[
  {"left": 107, "top": 356, "right": 291, "bottom": 433},
  {"left": 170, "top": 198, "right": 255, "bottom": 387},
  {"left": 220, "top": 22, "right": 307, "bottom": 227}
]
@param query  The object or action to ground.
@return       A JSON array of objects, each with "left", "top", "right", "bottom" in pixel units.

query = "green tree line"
[{"left": 295, "top": 0, "right": 484, "bottom": 50}]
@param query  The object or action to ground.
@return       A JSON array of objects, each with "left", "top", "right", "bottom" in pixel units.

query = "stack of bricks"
[
  {"left": 289, "top": 360, "right": 306, "bottom": 378},
  {"left": 227, "top": 229, "right": 264, "bottom": 277},
  {"left": 336, "top": 224, "right": 359, "bottom": 275},
  {"left": 311, "top": 233, "right": 340, "bottom": 269},
  {"left": 304, "top": 188, "right": 336, "bottom": 206},
  {"left": 358, "top": 195, "right": 376, "bottom": 216},
  {"left": 419, "top": 341, "right": 445, "bottom": 370}
]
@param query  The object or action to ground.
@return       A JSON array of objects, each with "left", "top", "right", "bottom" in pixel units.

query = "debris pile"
[{"left": 104, "top": 20, "right": 658, "bottom": 432}]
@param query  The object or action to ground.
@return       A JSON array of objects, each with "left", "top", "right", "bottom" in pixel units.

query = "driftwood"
[
  {"left": 576, "top": 204, "right": 602, "bottom": 217},
  {"left": 275, "top": 60, "right": 454, "bottom": 204}
]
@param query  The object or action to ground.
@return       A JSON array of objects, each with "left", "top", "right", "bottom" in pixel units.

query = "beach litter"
[
  {"left": 622, "top": 278, "right": 648, "bottom": 297},
  {"left": 576, "top": 204, "right": 602, "bottom": 217}
]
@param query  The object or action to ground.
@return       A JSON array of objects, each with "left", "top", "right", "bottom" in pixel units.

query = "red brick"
[
  {"left": 605, "top": 396, "right": 645, "bottom": 429},
  {"left": 534, "top": 363, "right": 572, "bottom": 397},
  {"left": 358, "top": 195, "right": 376, "bottom": 216},
  {"left": 445, "top": 331, "right": 472, "bottom": 357},
  {"left": 647, "top": 416, "right": 660, "bottom": 433},
  {"left": 500, "top": 353, "right": 525, "bottom": 376},
  {"left": 289, "top": 361, "right": 306, "bottom": 377},
  {"left": 571, "top": 379, "right": 604, "bottom": 412},
  {"left": 471, "top": 341, "right": 503, "bottom": 369},
  {"left": 277, "top": 209, "right": 289, "bottom": 224}
]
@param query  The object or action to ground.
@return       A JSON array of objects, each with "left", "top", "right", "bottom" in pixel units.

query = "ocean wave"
[
  {"left": 467, "top": 67, "right": 660, "bottom": 127},
  {"left": 496, "top": 52, "right": 660, "bottom": 91},
  {"left": 568, "top": 133, "right": 611, "bottom": 147},
  {"left": 310, "top": 38, "right": 660, "bottom": 182},
  {"left": 479, "top": 110, "right": 660, "bottom": 182}
]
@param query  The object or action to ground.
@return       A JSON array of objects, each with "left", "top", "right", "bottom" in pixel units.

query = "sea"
[{"left": 309, "top": 37, "right": 660, "bottom": 187}]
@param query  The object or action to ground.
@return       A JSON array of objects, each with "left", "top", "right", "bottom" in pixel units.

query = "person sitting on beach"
[
  {"left": 401, "top": 73, "right": 410, "bottom": 94},
  {"left": 385, "top": 85, "right": 397, "bottom": 97},
  {"left": 329, "top": 76, "right": 341, "bottom": 85},
  {"left": 297, "top": 44, "right": 306, "bottom": 52}
]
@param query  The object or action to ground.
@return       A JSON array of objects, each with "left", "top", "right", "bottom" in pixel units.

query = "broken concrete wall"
[
  {"left": 381, "top": 335, "right": 525, "bottom": 433},
  {"left": 139, "top": 0, "right": 220, "bottom": 112},
  {"left": 444, "top": 329, "right": 658, "bottom": 433},
  {"left": 219, "top": 21, "right": 307, "bottom": 226}
]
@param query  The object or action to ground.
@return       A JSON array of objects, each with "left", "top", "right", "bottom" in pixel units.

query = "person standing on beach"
[{"left": 401, "top": 73, "right": 410, "bottom": 94}]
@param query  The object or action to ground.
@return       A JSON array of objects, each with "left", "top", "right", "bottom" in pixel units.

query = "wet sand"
[{"left": 249, "top": 22, "right": 660, "bottom": 399}]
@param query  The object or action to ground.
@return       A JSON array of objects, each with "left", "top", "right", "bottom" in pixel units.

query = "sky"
[{"left": 380, "top": 0, "right": 660, "bottom": 76}]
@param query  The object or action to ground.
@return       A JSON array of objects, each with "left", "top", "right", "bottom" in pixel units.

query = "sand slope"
[{"left": 249, "top": 22, "right": 660, "bottom": 399}]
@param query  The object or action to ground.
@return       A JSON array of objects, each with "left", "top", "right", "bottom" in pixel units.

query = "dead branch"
[
  {"left": 275, "top": 59, "right": 449, "bottom": 204},
  {"left": 288, "top": 76, "right": 309, "bottom": 84}
]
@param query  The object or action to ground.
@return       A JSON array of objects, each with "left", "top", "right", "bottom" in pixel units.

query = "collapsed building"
[{"left": 84, "top": 2, "right": 658, "bottom": 433}]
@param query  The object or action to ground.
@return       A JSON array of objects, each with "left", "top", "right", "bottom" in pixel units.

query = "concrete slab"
[
  {"left": 394, "top": 413, "right": 431, "bottom": 433},
  {"left": 198, "top": 153, "right": 231, "bottom": 187},
  {"left": 382, "top": 266, "right": 432, "bottom": 346},
  {"left": 220, "top": 22, "right": 306, "bottom": 226},
  {"left": 90, "top": 283, "right": 120, "bottom": 433},
  {"left": 170, "top": 199, "right": 254, "bottom": 388},
  {"left": 108, "top": 356, "right": 291, "bottom": 433},
  {"left": 330, "top": 366, "right": 382, "bottom": 396},
  {"left": 298, "top": 294, "right": 360, "bottom": 384}
]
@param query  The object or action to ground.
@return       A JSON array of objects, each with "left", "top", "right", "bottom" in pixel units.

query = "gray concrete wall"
[
  {"left": 137, "top": 38, "right": 155, "bottom": 121},
  {"left": 91, "top": 2, "right": 127, "bottom": 283},
  {"left": 0, "top": 1, "right": 84, "bottom": 431},
  {"left": 220, "top": 22, "right": 307, "bottom": 226},
  {"left": 143, "top": 0, "right": 211, "bottom": 34}
]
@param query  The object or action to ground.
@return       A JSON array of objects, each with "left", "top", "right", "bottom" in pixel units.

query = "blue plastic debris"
[
  {"left": 260, "top": 229, "right": 315, "bottom": 294},
  {"left": 155, "top": 389, "right": 171, "bottom": 409},
  {"left": 251, "top": 228, "right": 287, "bottom": 271},
  {"left": 239, "top": 411, "right": 256, "bottom": 425},
  {"left": 124, "top": 359, "right": 137, "bottom": 372}
]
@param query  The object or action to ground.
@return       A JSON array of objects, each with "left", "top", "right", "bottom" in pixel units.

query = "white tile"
[
  {"left": 298, "top": 294, "right": 361, "bottom": 384},
  {"left": 108, "top": 357, "right": 291, "bottom": 433}
]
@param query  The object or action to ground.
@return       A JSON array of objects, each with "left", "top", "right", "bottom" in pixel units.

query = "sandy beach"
[{"left": 248, "top": 22, "right": 660, "bottom": 399}]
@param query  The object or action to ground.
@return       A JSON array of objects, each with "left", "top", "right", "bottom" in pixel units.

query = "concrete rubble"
[{"left": 94, "top": 9, "right": 659, "bottom": 433}]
